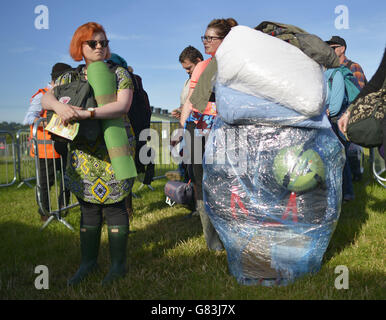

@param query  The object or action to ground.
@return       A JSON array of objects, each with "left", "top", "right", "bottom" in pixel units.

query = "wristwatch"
[{"left": 87, "top": 107, "right": 96, "bottom": 119}]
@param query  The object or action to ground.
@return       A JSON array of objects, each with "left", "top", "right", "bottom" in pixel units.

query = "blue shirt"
[{"left": 324, "top": 69, "right": 345, "bottom": 117}]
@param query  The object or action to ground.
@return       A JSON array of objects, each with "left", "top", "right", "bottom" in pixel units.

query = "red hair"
[{"left": 69, "top": 22, "right": 111, "bottom": 61}]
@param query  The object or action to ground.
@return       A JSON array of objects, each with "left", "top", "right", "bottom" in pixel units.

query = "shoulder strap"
[
  {"left": 346, "top": 60, "right": 353, "bottom": 70},
  {"left": 328, "top": 69, "right": 339, "bottom": 90},
  {"left": 128, "top": 71, "right": 140, "bottom": 92},
  {"left": 75, "top": 64, "right": 85, "bottom": 73},
  {"left": 105, "top": 60, "right": 120, "bottom": 74}
]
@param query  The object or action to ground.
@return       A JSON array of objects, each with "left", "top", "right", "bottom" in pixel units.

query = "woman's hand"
[
  {"left": 338, "top": 110, "right": 350, "bottom": 135},
  {"left": 179, "top": 88, "right": 194, "bottom": 127},
  {"left": 171, "top": 107, "right": 182, "bottom": 120},
  {"left": 54, "top": 104, "right": 82, "bottom": 125}
]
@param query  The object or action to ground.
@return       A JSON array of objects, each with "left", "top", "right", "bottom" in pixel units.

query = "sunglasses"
[
  {"left": 84, "top": 40, "right": 109, "bottom": 49},
  {"left": 201, "top": 36, "right": 224, "bottom": 43}
]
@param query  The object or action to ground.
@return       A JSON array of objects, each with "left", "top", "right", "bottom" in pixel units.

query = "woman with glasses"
[
  {"left": 180, "top": 18, "right": 238, "bottom": 251},
  {"left": 41, "top": 22, "right": 135, "bottom": 286}
]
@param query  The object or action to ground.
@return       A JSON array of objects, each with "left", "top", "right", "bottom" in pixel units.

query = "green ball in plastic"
[{"left": 273, "top": 145, "right": 325, "bottom": 192}]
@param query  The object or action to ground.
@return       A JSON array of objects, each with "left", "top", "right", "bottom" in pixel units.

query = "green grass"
[{"left": 0, "top": 159, "right": 385, "bottom": 300}]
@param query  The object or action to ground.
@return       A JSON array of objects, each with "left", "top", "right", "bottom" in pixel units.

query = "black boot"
[
  {"left": 68, "top": 225, "right": 101, "bottom": 286},
  {"left": 102, "top": 225, "right": 129, "bottom": 286}
]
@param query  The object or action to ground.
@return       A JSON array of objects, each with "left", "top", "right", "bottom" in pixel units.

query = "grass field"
[{"left": 0, "top": 158, "right": 385, "bottom": 300}]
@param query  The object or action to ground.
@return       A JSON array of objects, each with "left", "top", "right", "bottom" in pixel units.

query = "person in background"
[
  {"left": 169, "top": 46, "right": 203, "bottom": 182},
  {"left": 327, "top": 35, "right": 367, "bottom": 181},
  {"left": 326, "top": 36, "right": 367, "bottom": 88},
  {"left": 179, "top": 18, "right": 238, "bottom": 251},
  {"left": 23, "top": 62, "right": 72, "bottom": 221},
  {"left": 325, "top": 67, "right": 355, "bottom": 202},
  {"left": 172, "top": 46, "right": 204, "bottom": 119}
]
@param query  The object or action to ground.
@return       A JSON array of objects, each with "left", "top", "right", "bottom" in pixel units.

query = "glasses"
[
  {"left": 201, "top": 36, "right": 224, "bottom": 43},
  {"left": 330, "top": 45, "right": 341, "bottom": 50},
  {"left": 84, "top": 40, "right": 109, "bottom": 49}
]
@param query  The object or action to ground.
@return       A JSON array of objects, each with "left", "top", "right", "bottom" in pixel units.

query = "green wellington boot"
[
  {"left": 102, "top": 225, "right": 129, "bottom": 286},
  {"left": 197, "top": 200, "right": 224, "bottom": 251},
  {"left": 67, "top": 225, "right": 101, "bottom": 286}
]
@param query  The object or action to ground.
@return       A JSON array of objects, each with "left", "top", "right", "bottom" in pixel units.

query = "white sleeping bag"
[{"left": 215, "top": 26, "right": 326, "bottom": 117}]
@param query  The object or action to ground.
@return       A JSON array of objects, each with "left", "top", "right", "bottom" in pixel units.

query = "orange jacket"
[{"left": 29, "top": 88, "right": 60, "bottom": 159}]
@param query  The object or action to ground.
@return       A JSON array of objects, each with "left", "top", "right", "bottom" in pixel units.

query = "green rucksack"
[{"left": 255, "top": 21, "right": 340, "bottom": 68}]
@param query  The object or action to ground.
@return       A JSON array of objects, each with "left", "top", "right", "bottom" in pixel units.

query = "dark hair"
[
  {"left": 51, "top": 63, "right": 72, "bottom": 81},
  {"left": 207, "top": 18, "right": 238, "bottom": 38},
  {"left": 179, "top": 46, "right": 204, "bottom": 64}
]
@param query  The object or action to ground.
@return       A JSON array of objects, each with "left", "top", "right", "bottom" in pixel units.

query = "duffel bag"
[{"left": 164, "top": 180, "right": 194, "bottom": 207}]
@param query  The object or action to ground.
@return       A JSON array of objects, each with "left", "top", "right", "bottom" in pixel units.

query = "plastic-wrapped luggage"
[
  {"left": 201, "top": 25, "right": 345, "bottom": 286},
  {"left": 203, "top": 119, "right": 344, "bottom": 286},
  {"left": 215, "top": 26, "right": 326, "bottom": 117}
]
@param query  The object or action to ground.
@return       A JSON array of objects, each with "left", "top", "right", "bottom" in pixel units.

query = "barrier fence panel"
[
  {"left": 149, "top": 121, "right": 179, "bottom": 180},
  {"left": 16, "top": 129, "right": 36, "bottom": 188},
  {"left": 0, "top": 130, "right": 17, "bottom": 187},
  {"left": 373, "top": 147, "right": 386, "bottom": 188},
  {"left": 32, "top": 118, "right": 78, "bottom": 231}
]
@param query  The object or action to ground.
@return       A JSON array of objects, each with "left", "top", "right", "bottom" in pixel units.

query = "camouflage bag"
[
  {"left": 255, "top": 21, "right": 340, "bottom": 68},
  {"left": 347, "top": 88, "right": 385, "bottom": 148}
]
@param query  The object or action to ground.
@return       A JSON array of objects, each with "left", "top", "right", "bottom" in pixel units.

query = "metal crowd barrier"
[
  {"left": 16, "top": 129, "right": 36, "bottom": 188},
  {"left": 0, "top": 130, "right": 17, "bottom": 187},
  {"left": 31, "top": 118, "right": 79, "bottom": 231},
  {"left": 372, "top": 147, "right": 386, "bottom": 188},
  {"left": 149, "top": 121, "right": 179, "bottom": 180}
]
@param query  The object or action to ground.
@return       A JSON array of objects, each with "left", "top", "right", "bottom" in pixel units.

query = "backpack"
[
  {"left": 47, "top": 63, "right": 119, "bottom": 143},
  {"left": 105, "top": 59, "right": 152, "bottom": 142},
  {"left": 345, "top": 60, "right": 368, "bottom": 86},
  {"left": 127, "top": 72, "right": 152, "bottom": 141},
  {"left": 255, "top": 21, "right": 340, "bottom": 68},
  {"left": 126, "top": 71, "right": 152, "bottom": 173},
  {"left": 327, "top": 66, "right": 361, "bottom": 122}
]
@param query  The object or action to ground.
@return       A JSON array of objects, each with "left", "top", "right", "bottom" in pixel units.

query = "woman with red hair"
[{"left": 42, "top": 22, "right": 135, "bottom": 286}]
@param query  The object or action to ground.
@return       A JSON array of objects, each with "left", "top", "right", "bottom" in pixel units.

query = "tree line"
[{"left": 0, "top": 121, "right": 28, "bottom": 134}]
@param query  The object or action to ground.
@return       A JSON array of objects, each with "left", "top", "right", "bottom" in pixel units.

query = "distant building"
[{"left": 150, "top": 107, "right": 177, "bottom": 122}]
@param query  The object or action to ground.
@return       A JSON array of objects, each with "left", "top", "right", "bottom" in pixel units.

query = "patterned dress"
[{"left": 56, "top": 66, "right": 136, "bottom": 204}]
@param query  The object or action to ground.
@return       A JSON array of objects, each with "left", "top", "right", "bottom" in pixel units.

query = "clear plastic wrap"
[
  {"left": 203, "top": 118, "right": 345, "bottom": 286},
  {"left": 216, "top": 83, "right": 332, "bottom": 129}
]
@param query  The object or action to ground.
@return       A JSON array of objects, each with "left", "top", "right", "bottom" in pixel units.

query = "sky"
[{"left": 0, "top": 0, "right": 385, "bottom": 123}]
